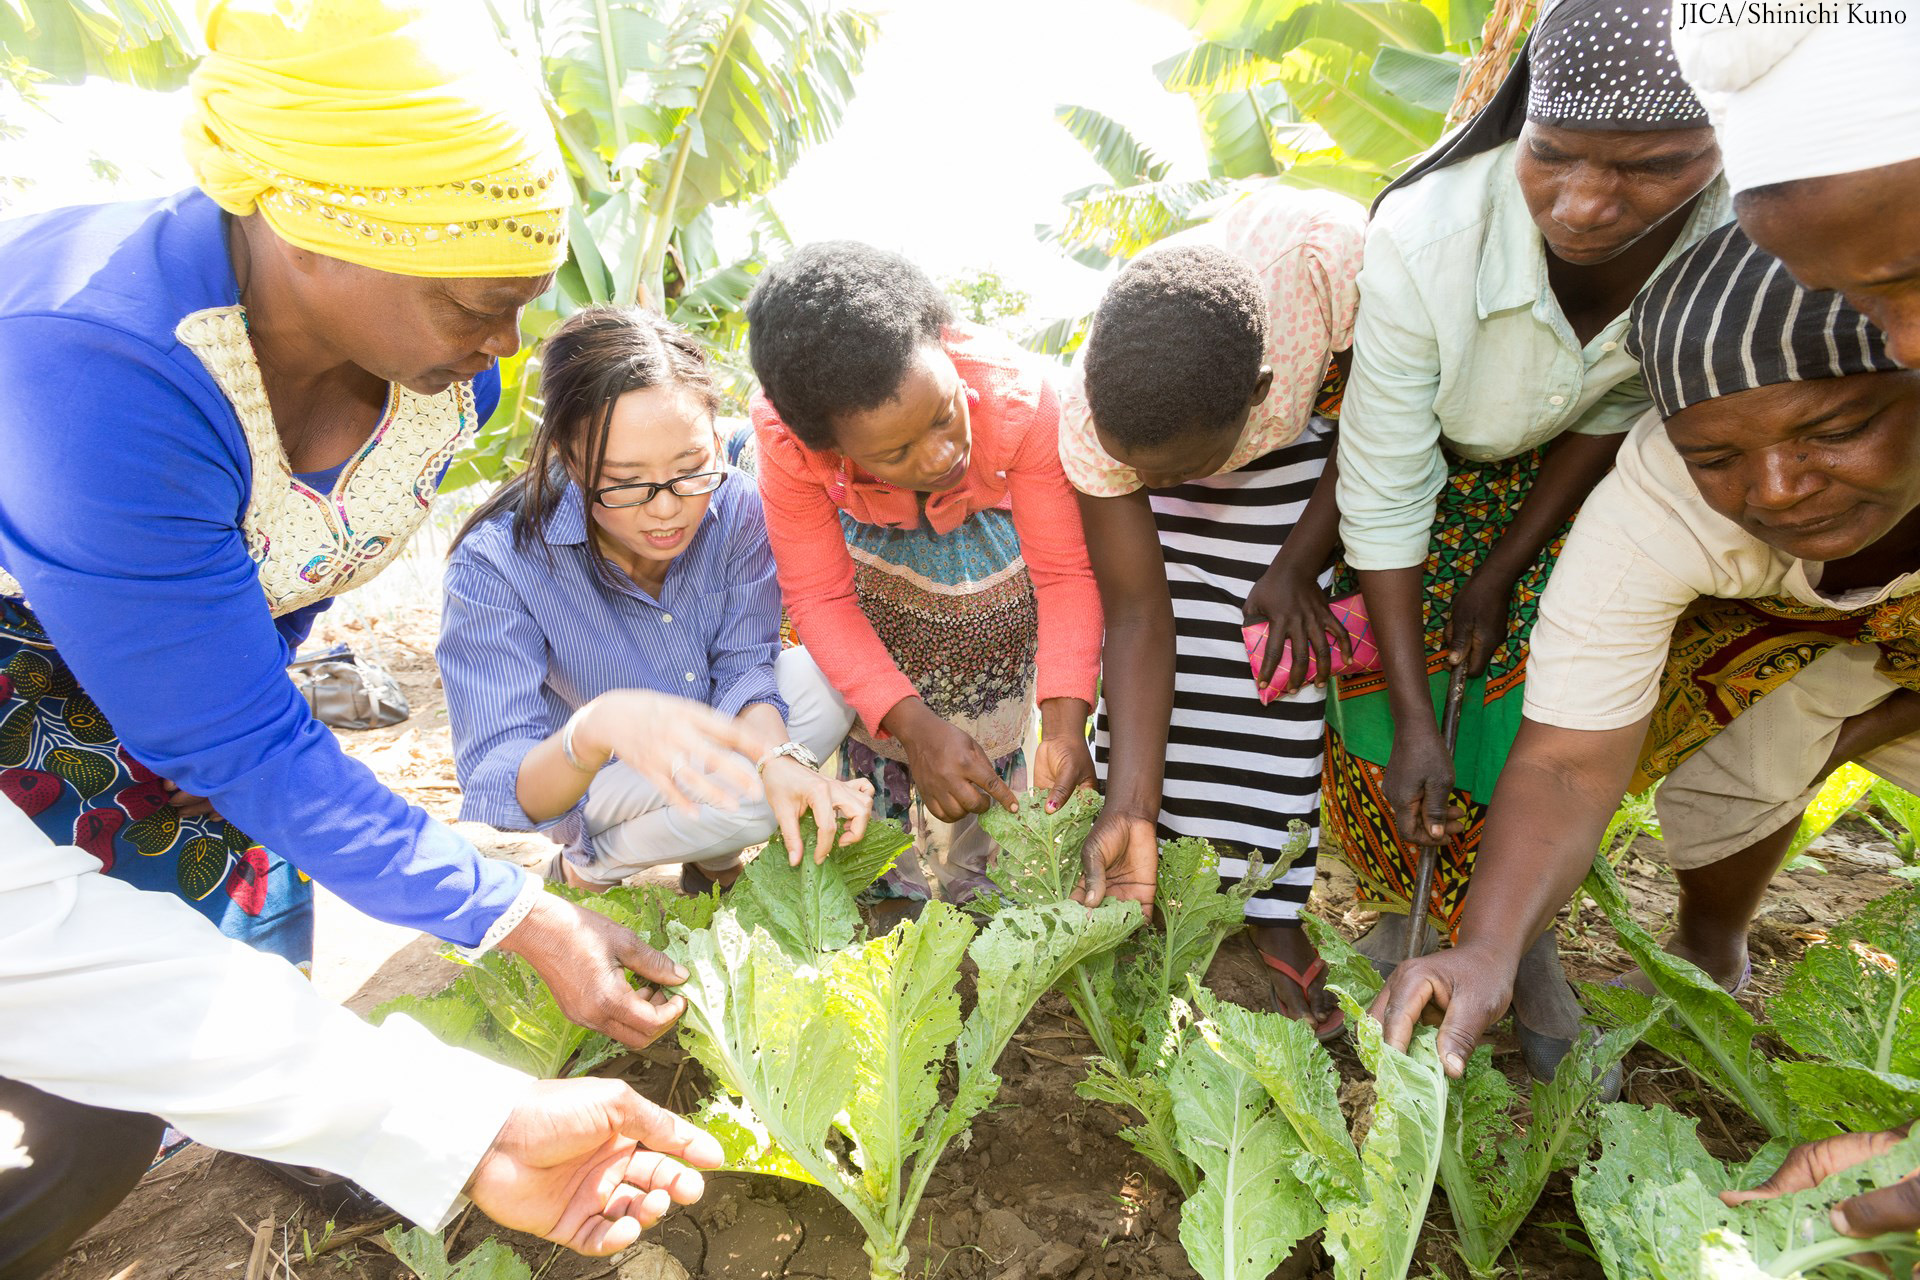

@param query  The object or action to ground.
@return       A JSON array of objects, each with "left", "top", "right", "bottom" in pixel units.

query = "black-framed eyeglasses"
[{"left": 592, "top": 469, "right": 728, "bottom": 509}]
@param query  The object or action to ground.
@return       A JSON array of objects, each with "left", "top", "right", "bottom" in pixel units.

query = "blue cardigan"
[{"left": 0, "top": 190, "right": 522, "bottom": 947}]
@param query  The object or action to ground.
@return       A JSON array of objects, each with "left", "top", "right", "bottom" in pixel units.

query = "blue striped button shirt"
[{"left": 438, "top": 471, "right": 786, "bottom": 843}]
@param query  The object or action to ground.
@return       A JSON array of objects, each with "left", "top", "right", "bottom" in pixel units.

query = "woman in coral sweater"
[{"left": 745, "top": 242, "right": 1105, "bottom": 904}]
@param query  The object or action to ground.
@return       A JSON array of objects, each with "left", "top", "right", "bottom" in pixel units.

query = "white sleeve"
[
  {"left": 0, "top": 800, "right": 535, "bottom": 1230},
  {"left": 1523, "top": 482, "right": 1699, "bottom": 731}
]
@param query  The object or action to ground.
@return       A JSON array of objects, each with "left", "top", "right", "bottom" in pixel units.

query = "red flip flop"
[{"left": 1257, "top": 949, "right": 1348, "bottom": 1042}]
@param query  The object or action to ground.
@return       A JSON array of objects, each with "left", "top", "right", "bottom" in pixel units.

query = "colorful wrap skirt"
[
  {"left": 1633, "top": 590, "right": 1920, "bottom": 792},
  {"left": 836, "top": 507, "right": 1036, "bottom": 899},
  {"left": 1323, "top": 446, "right": 1573, "bottom": 934},
  {"left": 0, "top": 597, "right": 314, "bottom": 967}
]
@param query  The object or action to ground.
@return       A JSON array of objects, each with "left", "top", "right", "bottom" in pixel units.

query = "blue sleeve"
[
  {"left": 0, "top": 315, "right": 525, "bottom": 947},
  {"left": 472, "top": 364, "right": 502, "bottom": 426},
  {"left": 705, "top": 488, "right": 786, "bottom": 720},
  {"left": 437, "top": 538, "right": 579, "bottom": 834},
  {"left": 276, "top": 596, "right": 334, "bottom": 651}
]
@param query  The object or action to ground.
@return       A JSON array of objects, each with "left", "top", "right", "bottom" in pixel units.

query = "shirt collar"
[
  {"left": 1475, "top": 154, "right": 1734, "bottom": 326},
  {"left": 1476, "top": 154, "right": 1549, "bottom": 320},
  {"left": 543, "top": 479, "right": 590, "bottom": 548}
]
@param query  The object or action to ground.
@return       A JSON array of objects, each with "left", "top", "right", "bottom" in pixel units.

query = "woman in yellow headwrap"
[{"left": 0, "top": 3, "right": 755, "bottom": 1266}]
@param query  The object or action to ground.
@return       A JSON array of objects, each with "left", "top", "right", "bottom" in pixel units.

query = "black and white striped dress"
[{"left": 1093, "top": 417, "right": 1334, "bottom": 923}]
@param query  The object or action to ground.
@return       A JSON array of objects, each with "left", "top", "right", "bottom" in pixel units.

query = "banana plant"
[
  {"left": 0, "top": 0, "right": 197, "bottom": 91},
  {"left": 450, "top": 0, "right": 876, "bottom": 486},
  {"left": 1032, "top": 0, "right": 1499, "bottom": 325}
]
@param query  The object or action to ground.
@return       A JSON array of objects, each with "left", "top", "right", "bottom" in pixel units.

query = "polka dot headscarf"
[
  {"left": 1373, "top": 0, "right": 1709, "bottom": 211},
  {"left": 1526, "top": 0, "right": 1708, "bottom": 130}
]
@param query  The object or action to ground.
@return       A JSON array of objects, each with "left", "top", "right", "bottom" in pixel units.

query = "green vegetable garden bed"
[{"left": 53, "top": 791, "right": 1920, "bottom": 1280}]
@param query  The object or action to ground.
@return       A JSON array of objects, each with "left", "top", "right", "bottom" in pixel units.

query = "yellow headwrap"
[{"left": 186, "top": 0, "right": 569, "bottom": 278}]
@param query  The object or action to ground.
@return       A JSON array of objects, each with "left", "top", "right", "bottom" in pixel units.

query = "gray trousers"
[{"left": 567, "top": 648, "right": 856, "bottom": 884}]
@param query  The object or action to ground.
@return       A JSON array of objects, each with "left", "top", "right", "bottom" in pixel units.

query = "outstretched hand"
[
  {"left": 469, "top": 1077, "right": 723, "bottom": 1255},
  {"left": 1724, "top": 1125, "right": 1920, "bottom": 1237},
  {"left": 1368, "top": 944, "right": 1513, "bottom": 1076},
  {"left": 1072, "top": 808, "right": 1158, "bottom": 919}
]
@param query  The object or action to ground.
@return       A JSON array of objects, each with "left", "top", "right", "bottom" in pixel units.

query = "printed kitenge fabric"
[
  {"left": 1094, "top": 419, "right": 1338, "bottom": 924},
  {"left": 0, "top": 598, "right": 312, "bottom": 965},
  {"left": 1632, "top": 591, "right": 1920, "bottom": 793},
  {"left": 836, "top": 505, "right": 1036, "bottom": 900},
  {"left": 1323, "top": 445, "right": 1572, "bottom": 934}
]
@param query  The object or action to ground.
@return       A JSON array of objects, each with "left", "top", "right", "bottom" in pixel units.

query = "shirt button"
[
  {"left": 661, "top": 613, "right": 673, "bottom": 623},
  {"left": 1549, "top": 395, "right": 1566, "bottom": 407},
  {"left": 684, "top": 672, "right": 696, "bottom": 683},
  {"left": 1601, "top": 341, "right": 1618, "bottom": 352}
]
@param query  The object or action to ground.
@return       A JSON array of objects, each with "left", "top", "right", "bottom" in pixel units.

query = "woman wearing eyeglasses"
[{"left": 438, "top": 307, "right": 873, "bottom": 892}]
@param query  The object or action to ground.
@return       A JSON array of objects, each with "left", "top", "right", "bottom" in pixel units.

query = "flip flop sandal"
[{"left": 1257, "top": 950, "right": 1348, "bottom": 1042}]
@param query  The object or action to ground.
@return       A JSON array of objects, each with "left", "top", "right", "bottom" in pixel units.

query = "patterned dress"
[
  {"left": 0, "top": 305, "right": 484, "bottom": 967},
  {"left": 1323, "top": 447, "right": 1573, "bottom": 934}
]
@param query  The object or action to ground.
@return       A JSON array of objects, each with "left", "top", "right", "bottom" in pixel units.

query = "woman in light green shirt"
[{"left": 1319, "top": 0, "right": 1728, "bottom": 1079}]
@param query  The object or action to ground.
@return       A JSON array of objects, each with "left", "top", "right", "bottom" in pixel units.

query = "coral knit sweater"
[{"left": 750, "top": 325, "right": 1104, "bottom": 738}]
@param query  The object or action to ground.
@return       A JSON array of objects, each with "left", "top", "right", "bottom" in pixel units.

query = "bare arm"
[
  {"left": 1071, "top": 487, "right": 1172, "bottom": 911},
  {"left": 1245, "top": 450, "right": 1352, "bottom": 691},
  {"left": 1079, "top": 488, "right": 1173, "bottom": 820},
  {"left": 1370, "top": 715, "right": 1647, "bottom": 1071},
  {"left": 1355, "top": 564, "right": 1461, "bottom": 845},
  {"left": 1448, "top": 430, "right": 1628, "bottom": 674}
]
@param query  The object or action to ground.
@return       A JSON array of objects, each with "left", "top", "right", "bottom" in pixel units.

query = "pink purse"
[{"left": 1243, "top": 593, "right": 1380, "bottom": 704}]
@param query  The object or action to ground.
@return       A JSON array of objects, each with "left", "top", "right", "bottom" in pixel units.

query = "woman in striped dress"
[{"left": 1065, "top": 187, "right": 1365, "bottom": 1035}]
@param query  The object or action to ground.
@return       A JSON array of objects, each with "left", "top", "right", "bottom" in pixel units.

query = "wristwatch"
[{"left": 756, "top": 741, "right": 821, "bottom": 774}]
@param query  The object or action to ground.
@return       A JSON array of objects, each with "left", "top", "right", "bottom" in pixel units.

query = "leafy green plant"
[
  {"left": 1784, "top": 763, "right": 1877, "bottom": 872},
  {"left": 974, "top": 789, "right": 1297, "bottom": 1195},
  {"left": 366, "top": 876, "right": 711, "bottom": 1080},
  {"left": 1600, "top": 784, "right": 1662, "bottom": 864},
  {"left": 1864, "top": 776, "right": 1920, "bottom": 860},
  {"left": 1769, "top": 886, "right": 1920, "bottom": 1138},
  {"left": 1572, "top": 1103, "right": 1920, "bottom": 1279},
  {"left": 1435, "top": 1009, "right": 1659, "bottom": 1277},
  {"left": 1192, "top": 920, "right": 1451, "bottom": 1280},
  {"left": 447, "top": 0, "right": 878, "bottom": 485},
  {"left": 1579, "top": 858, "right": 1797, "bottom": 1141},
  {"left": 1585, "top": 863, "right": 1920, "bottom": 1143},
  {"left": 1030, "top": 0, "right": 1494, "bottom": 326},
  {"left": 383, "top": 1226, "right": 531, "bottom": 1280},
  {"left": 980, "top": 788, "right": 1298, "bottom": 1073},
  {"left": 663, "top": 810, "right": 1144, "bottom": 1280},
  {"left": 367, "top": 815, "right": 908, "bottom": 1078}
]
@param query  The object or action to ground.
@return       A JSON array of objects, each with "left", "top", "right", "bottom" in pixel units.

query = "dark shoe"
[
  {"left": 259, "top": 1160, "right": 392, "bottom": 1222},
  {"left": 1514, "top": 1024, "right": 1625, "bottom": 1101}
]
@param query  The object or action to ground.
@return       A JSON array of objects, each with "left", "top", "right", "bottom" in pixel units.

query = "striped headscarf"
[{"left": 1627, "top": 221, "right": 1902, "bottom": 419}]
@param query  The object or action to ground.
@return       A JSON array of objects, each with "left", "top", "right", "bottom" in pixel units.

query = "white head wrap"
[{"left": 1672, "top": 12, "right": 1920, "bottom": 192}]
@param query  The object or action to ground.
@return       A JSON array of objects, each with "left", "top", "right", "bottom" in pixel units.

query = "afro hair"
[
  {"left": 1082, "top": 245, "right": 1269, "bottom": 453},
  {"left": 745, "top": 240, "right": 955, "bottom": 451}
]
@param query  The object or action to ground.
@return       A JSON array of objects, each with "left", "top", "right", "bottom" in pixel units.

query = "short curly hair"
[
  {"left": 1083, "top": 245, "right": 1269, "bottom": 452},
  {"left": 745, "top": 241, "right": 955, "bottom": 451}
]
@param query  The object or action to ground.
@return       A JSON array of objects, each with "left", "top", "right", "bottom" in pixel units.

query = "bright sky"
[{"left": 0, "top": 0, "right": 1205, "bottom": 321}]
